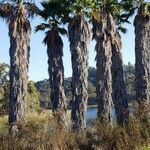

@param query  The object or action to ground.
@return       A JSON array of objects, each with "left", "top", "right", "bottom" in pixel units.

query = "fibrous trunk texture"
[
  {"left": 68, "top": 15, "right": 90, "bottom": 131},
  {"left": 46, "top": 28, "right": 67, "bottom": 128},
  {"left": 93, "top": 11, "right": 113, "bottom": 124},
  {"left": 93, "top": 11, "right": 128, "bottom": 125},
  {"left": 111, "top": 32, "right": 129, "bottom": 126},
  {"left": 134, "top": 8, "right": 150, "bottom": 115},
  {"left": 9, "top": 2, "right": 31, "bottom": 130}
]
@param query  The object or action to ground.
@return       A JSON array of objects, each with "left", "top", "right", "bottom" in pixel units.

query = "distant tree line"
[
  {"left": 0, "top": 63, "right": 40, "bottom": 115},
  {"left": 35, "top": 64, "right": 138, "bottom": 108},
  {"left": 0, "top": 63, "right": 137, "bottom": 116}
]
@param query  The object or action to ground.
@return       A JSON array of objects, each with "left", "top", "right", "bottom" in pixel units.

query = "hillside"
[{"left": 35, "top": 64, "right": 136, "bottom": 108}]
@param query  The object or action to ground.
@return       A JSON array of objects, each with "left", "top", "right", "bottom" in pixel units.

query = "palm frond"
[
  {"left": 121, "top": 0, "right": 137, "bottom": 18},
  {"left": 23, "top": 2, "right": 40, "bottom": 18},
  {"left": 117, "top": 25, "right": 127, "bottom": 33},
  {"left": 40, "top": 0, "right": 63, "bottom": 20},
  {"left": 0, "top": 3, "right": 13, "bottom": 19},
  {"left": 139, "top": 2, "right": 150, "bottom": 16},
  {"left": 35, "top": 23, "right": 50, "bottom": 32},
  {"left": 58, "top": 27, "right": 67, "bottom": 35},
  {"left": 39, "top": 0, "right": 70, "bottom": 22}
]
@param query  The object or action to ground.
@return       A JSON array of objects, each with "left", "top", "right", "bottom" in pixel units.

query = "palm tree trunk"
[
  {"left": 47, "top": 29, "right": 67, "bottom": 128},
  {"left": 93, "top": 12, "right": 113, "bottom": 124},
  {"left": 8, "top": 3, "right": 31, "bottom": 131},
  {"left": 111, "top": 32, "right": 129, "bottom": 126},
  {"left": 68, "top": 15, "right": 90, "bottom": 131},
  {"left": 93, "top": 11, "right": 129, "bottom": 125},
  {"left": 134, "top": 9, "right": 150, "bottom": 116}
]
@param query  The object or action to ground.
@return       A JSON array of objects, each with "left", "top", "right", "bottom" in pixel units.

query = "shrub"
[{"left": 0, "top": 109, "right": 150, "bottom": 150}]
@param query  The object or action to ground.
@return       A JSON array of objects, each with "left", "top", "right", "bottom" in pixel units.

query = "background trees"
[
  {"left": 0, "top": 63, "right": 9, "bottom": 115},
  {"left": 0, "top": 63, "right": 40, "bottom": 115},
  {"left": 27, "top": 80, "right": 40, "bottom": 112},
  {"left": 124, "top": 63, "right": 135, "bottom": 101}
]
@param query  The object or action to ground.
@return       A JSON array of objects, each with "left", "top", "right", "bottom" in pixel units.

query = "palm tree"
[
  {"left": 92, "top": 0, "right": 129, "bottom": 125},
  {"left": 35, "top": 0, "right": 69, "bottom": 128},
  {"left": 134, "top": 2, "right": 150, "bottom": 117},
  {"left": 111, "top": 30, "right": 129, "bottom": 126},
  {"left": 92, "top": 9, "right": 113, "bottom": 124},
  {"left": 68, "top": 1, "right": 90, "bottom": 131},
  {"left": 0, "top": 0, "right": 36, "bottom": 132}
]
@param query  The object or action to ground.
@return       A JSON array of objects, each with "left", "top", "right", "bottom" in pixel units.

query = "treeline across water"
[
  {"left": 0, "top": 63, "right": 137, "bottom": 111},
  {"left": 36, "top": 63, "right": 137, "bottom": 108}
]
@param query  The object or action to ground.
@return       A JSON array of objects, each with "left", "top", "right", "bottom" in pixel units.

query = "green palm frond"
[
  {"left": 40, "top": 1, "right": 52, "bottom": 20},
  {"left": 117, "top": 25, "right": 127, "bottom": 33},
  {"left": 35, "top": 23, "right": 50, "bottom": 32},
  {"left": 121, "top": 0, "right": 135, "bottom": 11},
  {"left": 120, "top": 0, "right": 137, "bottom": 20},
  {"left": 90, "top": 0, "right": 123, "bottom": 20},
  {"left": 35, "top": 0, "right": 70, "bottom": 37},
  {"left": 139, "top": 2, "right": 150, "bottom": 16},
  {"left": 69, "top": 0, "right": 95, "bottom": 18},
  {"left": 58, "top": 27, "right": 67, "bottom": 35},
  {"left": 40, "top": 0, "right": 68, "bottom": 21},
  {"left": 103, "top": 0, "right": 122, "bottom": 17}
]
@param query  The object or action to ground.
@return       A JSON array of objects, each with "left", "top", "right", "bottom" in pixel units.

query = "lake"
[{"left": 87, "top": 107, "right": 116, "bottom": 120}]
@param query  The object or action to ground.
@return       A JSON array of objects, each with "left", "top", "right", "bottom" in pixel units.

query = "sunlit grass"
[
  {"left": 0, "top": 109, "right": 150, "bottom": 150},
  {"left": 0, "top": 115, "right": 8, "bottom": 136},
  {"left": 140, "top": 145, "right": 150, "bottom": 150},
  {"left": 0, "top": 110, "right": 71, "bottom": 136}
]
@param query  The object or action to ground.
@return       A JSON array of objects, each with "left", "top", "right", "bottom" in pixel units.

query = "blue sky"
[{"left": 0, "top": 1, "right": 135, "bottom": 82}]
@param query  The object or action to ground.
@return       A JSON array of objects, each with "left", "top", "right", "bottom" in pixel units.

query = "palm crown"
[
  {"left": 91, "top": 0, "right": 145, "bottom": 33},
  {"left": 0, "top": 0, "right": 38, "bottom": 27},
  {"left": 35, "top": 0, "right": 71, "bottom": 43}
]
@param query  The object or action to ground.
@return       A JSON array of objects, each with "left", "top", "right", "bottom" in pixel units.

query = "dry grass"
[
  {"left": 0, "top": 107, "right": 150, "bottom": 150},
  {"left": 0, "top": 115, "right": 8, "bottom": 136},
  {"left": 0, "top": 110, "right": 75, "bottom": 150}
]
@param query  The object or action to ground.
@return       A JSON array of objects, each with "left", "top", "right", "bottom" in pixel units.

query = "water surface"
[{"left": 87, "top": 107, "right": 116, "bottom": 120}]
